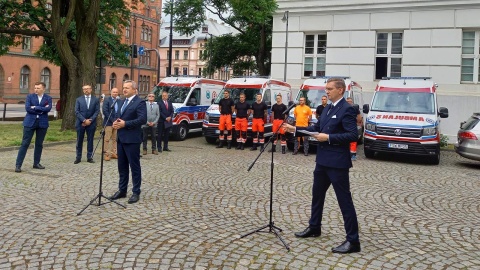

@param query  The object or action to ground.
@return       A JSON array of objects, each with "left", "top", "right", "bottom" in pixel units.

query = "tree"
[
  {"left": 165, "top": 0, "right": 277, "bottom": 76},
  {"left": 0, "top": 0, "right": 132, "bottom": 130}
]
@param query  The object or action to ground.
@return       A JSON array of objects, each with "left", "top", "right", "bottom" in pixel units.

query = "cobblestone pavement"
[{"left": 1, "top": 135, "right": 479, "bottom": 269}]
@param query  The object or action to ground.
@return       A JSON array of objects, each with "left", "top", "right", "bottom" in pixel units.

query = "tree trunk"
[{"left": 256, "top": 23, "right": 268, "bottom": 76}]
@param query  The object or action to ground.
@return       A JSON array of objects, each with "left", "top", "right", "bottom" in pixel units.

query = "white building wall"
[{"left": 272, "top": 1, "right": 480, "bottom": 141}]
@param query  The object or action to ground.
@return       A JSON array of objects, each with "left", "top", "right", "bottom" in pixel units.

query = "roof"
[{"left": 377, "top": 78, "right": 436, "bottom": 93}]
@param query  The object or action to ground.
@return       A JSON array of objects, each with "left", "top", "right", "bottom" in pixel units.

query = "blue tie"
[
  {"left": 121, "top": 99, "right": 129, "bottom": 114},
  {"left": 327, "top": 104, "right": 334, "bottom": 115}
]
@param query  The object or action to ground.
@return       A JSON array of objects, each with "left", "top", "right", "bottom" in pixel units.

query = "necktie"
[
  {"left": 114, "top": 98, "right": 118, "bottom": 112},
  {"left": 86, "top": 96, "right": 90, "bottom": 109},
  {"left": 150, "top": 103, "right": 153, "bottom": 110},
  {"left": 327, "top": 104, "right": 334, "bottom": 115},
  {"left": 121, "top": 99, "right": 129, "bottom": 114},
  {"left": 164, "top": 101, "right": 168, "bottom": 110}
]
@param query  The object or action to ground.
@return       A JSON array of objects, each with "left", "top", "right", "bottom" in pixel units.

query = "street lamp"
[{"left": 281, "top": 11, "right": 289, "bottom": 82}]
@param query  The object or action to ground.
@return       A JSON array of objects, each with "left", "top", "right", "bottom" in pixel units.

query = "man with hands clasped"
[{"left": 282, "top": 77, "right": 361, "bottom": 254}]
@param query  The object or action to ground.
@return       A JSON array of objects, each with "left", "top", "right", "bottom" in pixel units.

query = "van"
[
  {"left": 362, "top": 77, "right": 449, "bottom": 164},
  {"left": 286, "top": 76, "right": 364, "bottom": 150},
  {"left": 202, "top": 77, "right": 292, "bottom": 144},
  {"left": 153, "top": 76, "right": 226, "bottom": 140}
]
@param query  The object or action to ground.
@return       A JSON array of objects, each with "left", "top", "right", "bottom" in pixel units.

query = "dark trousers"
[
  {"left": 117, "top": 142, "right": 142, "bottom": 195},
  {"left": 142, "top": 126, "right": 157, "bottom": 150},
  {"left": 310, "top": 163, "right": 360, "bottom": 243},
  {"left": 15, "top": 119, "right": 48, "bottom": 167},
  {"left": 76, "top": 124, "right": 96, "bottom": 159},
  {"left": 157, "top": 123, "right": 171, "bottom": 150}
]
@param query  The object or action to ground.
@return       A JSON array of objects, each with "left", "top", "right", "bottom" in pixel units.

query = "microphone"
[
  {"left": 110, "top": 96, "right": 120, "bottom": 109},
  {"left": 282, "top": 101, "right": 298, "bottom": 114}
]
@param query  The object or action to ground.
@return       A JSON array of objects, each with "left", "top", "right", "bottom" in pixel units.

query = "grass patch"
[{"left": 0, "top": 120, "right": 77, "bottom": 147}]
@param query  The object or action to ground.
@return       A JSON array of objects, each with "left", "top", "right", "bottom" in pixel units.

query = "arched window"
[
  {"left": 123, "top": 74, "right": 129, "bottom": 82},
  {"left": 147, "top": 76, "right": 150, "bottom": 92},
  {"left": 40, "top": 68, "right": 51, "bottom": 91},
  {"left": 148, "top": 27, "right": 152, "bottom": 42},
  {"left": 109, "top": 73, "right": 117, "bottom": 90},
  {"left": 20, "top": 66, "right": 30, "bottom": 91},
  {"left": 125, "top": 24, "right": 130, "bottom": 38}
]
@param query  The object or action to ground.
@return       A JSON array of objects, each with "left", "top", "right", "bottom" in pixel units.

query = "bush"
[{"left": 440, "top": 134, "right": 449, "bottom": 148}]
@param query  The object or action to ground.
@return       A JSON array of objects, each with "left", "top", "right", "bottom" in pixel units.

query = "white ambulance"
[
  {"left": 363, "top": 77, "right": 449, "bottom": 164},
  {"left": 202, "top": 77, "right": 292, "bottom": 144},
  {"left": 286, "top": 76, "right": 364, "bottom": 150},
  {"left": 153, "top": 76, "right": 226, "bottom": 140}
]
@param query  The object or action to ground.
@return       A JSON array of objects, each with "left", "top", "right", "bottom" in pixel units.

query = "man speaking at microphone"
[
  {"left": 109, "top": 80, "right": 147, "bottom": 204},
  {"left": 102, "top": 88, "right": 119, "bottom": 161},
  {"left": 283, "top": 77, "right": 361, "bottom": 254}
]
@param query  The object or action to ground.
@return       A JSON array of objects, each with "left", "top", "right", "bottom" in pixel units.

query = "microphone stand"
[
  {"left": 77, "top": 98, "right": 126, "bottom": 215},
  {"left": 241, "top": 113, "right": 290, "bottom": 251}
]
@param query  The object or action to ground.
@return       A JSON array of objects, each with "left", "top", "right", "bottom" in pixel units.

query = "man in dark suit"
[
  {"left": 283, "top": 77, "right": 361, "bottom": 254},
  {"left": 74, "top": 84, "right": 100, "bottom": 164},
  {"left": 102, "top": 88, "right": 119, "bottom": 161},
  {"left": 110, "top": 80, "right": 147, "bottom": 204},
  {"left": 157, "top": 90, "right": 174, "bottom": 152},
  {"left": 15, "top": 82, "right": 52, "bottom": 173}
]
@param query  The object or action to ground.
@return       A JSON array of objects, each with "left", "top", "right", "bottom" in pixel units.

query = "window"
[
  {"left": 146, "top": 76, "right": 150, "bottom": 91},
  {"left": 199, "top": 68, "right": 202, "bottom": 76},
  {"left": 375, "top": 32, "right": 403, "bottom": 79},
  {"left": 183, "top": 67, "right": 188, "bottom": 75},
  {"left": 123, "top": 74, "right": 129, "bottom": 82},
  {"left": 125, "top": 25, "right": 130, "bottom": 38},
  {"left": 22, "top": 36, "right": 31, "bottom": 50},
  {"left": 199, "top": 50, "right": 203, "bottom": 59},
  {"left": 148, "top": 28, "right": 152, "bottom": 42},
  {"left": 184, "top": 50, "right": 188, "bottom": 60},
  {"left": 112, "top": 28, "right": 117, "bottom": 35},
  {"left": 40, "top": 68, "right": 51, "bottom": 91},
  {"left": 174, "top": 67, "right": 179, "bottom": 75},
  {"left": 303, "top": 34, "right": 326, "bottom": 77},
  {"left": 109, "top": 73, "right": 117, "bottom": 90},
  {"left": 461, "top": 31, "right": 480, "bottom": 83},
  {"left": 175, "top": 50, "right": 179, "bottom": 60},
  {"left": 20, "top": 66, "right": 30, "bottom": 91}
]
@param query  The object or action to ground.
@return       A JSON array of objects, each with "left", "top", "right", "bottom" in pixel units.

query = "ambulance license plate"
[{"left": 388, "top": 143, "right": 408, "bottom": 149}]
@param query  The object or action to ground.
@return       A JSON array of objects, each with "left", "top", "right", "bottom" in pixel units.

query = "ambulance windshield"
[
  {"left": 214, "top": 88, "right": 261, "bottom": 105},
  {"left": 297, "top": 90, "right": 327, "bottom": 108},
  {"left": 154, "top": 85, "right": 190, "bottom": 103},
  {"left": 371, "top": 91, "right": 435, "bottom": 114}
]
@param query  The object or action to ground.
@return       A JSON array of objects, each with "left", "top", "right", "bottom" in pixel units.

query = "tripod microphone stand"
[
  {"left": 241, "top": 116, "right": 290, "bottom": 251},
  {"left": 77, "top": 98, "right": 126, "bottom": 215}
]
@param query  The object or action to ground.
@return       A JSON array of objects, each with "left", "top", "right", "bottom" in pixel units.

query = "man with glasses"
[
  {"left": 142, "top": 93, "right": 160, "bottom": 155},
  {"left": 283, "top": 77, "right": 361, "bottom": 254},
  {"left": 74, "top": 84, "right": 100, "bottom": 164}
]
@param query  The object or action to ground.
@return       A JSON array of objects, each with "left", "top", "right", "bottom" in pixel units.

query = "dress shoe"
[
  {"left": 163, "top": 148, "right": 171, "bottom": 152},
  {"left": 332, "top": 240, "right": 361, "bottom": 254},
  {"left": 153, "top": 150, "right": 158, "bottom": 155},
  {"left": 104, "top": 155, "right": 111, "bottom": 161},
  {"left": 15, "top": 166, "right": 21, "bottom": 173},
  {"left": 158, "top": 148, "right": 162, "bottom": 153},
  {"left": 110, "top": 153, "right": 118, "bottom": 159},
  {"left": 143, "top": 149, "right": 147, "bottom": 155},
  {"left": 33, "top": 164, "right": 45, "bottom": 169},
  {"left": 109, "top": 191, "right": 127, "bottom": 200},
  {"left": 294, "top": 227, "right": 321, "bottom": 238},
  {"left": 304, "top": 153, "right": 309, "bottom": 156},
  {"left": 292, "top": 150, "right": 298, "bottom": 155},
  {"left": 128, "top": 193, "right": 140, "bottom": 204},
  {"left": 87, "top": 158, "right": 95, "bottom": 163},
  {"left": 74, "top": 159, "right": 81, "bottom": 164}
]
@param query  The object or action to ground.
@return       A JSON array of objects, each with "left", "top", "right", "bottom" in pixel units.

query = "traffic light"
[{"left": 131, "top": 44, "right": 138, "bottom": 58}]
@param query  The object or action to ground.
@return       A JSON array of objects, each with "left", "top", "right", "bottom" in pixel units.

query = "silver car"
[{"left": 455, "top": 113, "right": 480, "bottom": 161}]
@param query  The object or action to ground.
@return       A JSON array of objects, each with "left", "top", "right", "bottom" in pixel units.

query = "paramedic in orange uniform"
[
  {"left": 293, "top": 97, "right": 312, "bottom": 156},
  {"left": 217, "top": 90, "right": 235, "bottom": 149},
  {"left": 269, "top": 94, "right": 288, "bottom": 154},
  {"left": 250, "top": 93, "right": 268, "bottom": 151},
  {"left": 234, "top": 93, "right": 251, "bottom": 150}
]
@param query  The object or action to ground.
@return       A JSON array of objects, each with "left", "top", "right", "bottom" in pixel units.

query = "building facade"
[{"left": 271, "top": 0, "right": 480, "bottom": 140}]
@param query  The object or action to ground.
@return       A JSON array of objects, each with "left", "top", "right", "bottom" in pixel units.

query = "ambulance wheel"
[
  {"left": 174, "top": 122, "right": 188, "bottom": 141},
  {"left": 205, "top": 137, "right": 217, "bottom": 144},
  {"left": 429, "top": 147, "right": 440, "bottom": 165},
  {"left": 364, "top": 149, "right": 375, "bottom": 159}
]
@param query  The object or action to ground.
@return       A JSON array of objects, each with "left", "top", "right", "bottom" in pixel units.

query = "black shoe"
[
  {"left": 294, "top": 227, "right": 321, "bottom": 238},
  {"left": 281, "top": 146, "right": 286, "bottom": 154},
  {"left": 74, "top": 159, "right": 81, "bottom": 164},
  {"left": 33, "top": 164, "right": 45, "bottom": 169},
  {"left": 227, "top": 142, "right": 232, "bottom": 149},
  {"left": 163, "top": 148, "right": 171, "bottom": 152},
  {"left": 240, "top": 143, "right": 244, "bottom": 150},
  {"left": 128, "top": 194, "right": 140, "bottom": 204},
  {"left": 268, "top": 146, "right": 276, "bottom": 153},
  {"left": 109, "top": 191, "right": 127, "bottom": 200},
  {"left": 304, "top": 153, "right": 309, "bottom": 156},
  {"left": 292, "top": 150, "right": 298, "bottom": 155},
  {"left": 216, "top": 142, "right": 224, "bottom": 148},
  {"left": 87, "top": 158, "right": 95, "bottom": 163},
  {"left": 158, "top": 148, "right": 162, "bottom": 153},
  {"left": 332, "top": 241, "right": 361, "bottom": 254},
  {"left": 250, "top": 146, "right": 257, "bottom": 151},
  {"left": 236, "top": 144, "right": 241, "bottom": 150},
  {"left": 15, "top": 166, "right": 21, "bottom": 173}
]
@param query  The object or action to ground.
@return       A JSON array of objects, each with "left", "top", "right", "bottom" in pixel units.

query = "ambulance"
[
  {"left": 202, "top": 77, "right": 292, "bottom": 144},
  {"left": 153, "top": 76, "right": 226, "bottom": 140},
  {"left": 363, "top": 77, "right": 449, "bottom": 164},
  {"left": 286, "top": 76, "right": 364, "bottom": 150}
]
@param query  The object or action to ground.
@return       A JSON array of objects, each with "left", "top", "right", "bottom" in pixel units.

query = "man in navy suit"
[
  {"left": 15, "top": 82, "right": 52, "bottom": 173},
  {"left": 102, "top": 88, "right": 119, "bottom": 161},
  {"left": 283, "top": 77, "right": 361, "bottom": 254},
  {"left": 74, "top": 84, "right": 100, "bottom": 164},
  {"left": 157, "top": 90, "right": 174, "bottom": 152},
  {"left": 109, "top": 80, "right": 147, "bottom": 204}
]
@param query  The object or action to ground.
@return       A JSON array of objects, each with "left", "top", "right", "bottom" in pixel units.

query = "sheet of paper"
[{"left": 298, "top": 130, "right": 319, "bottom": 136}]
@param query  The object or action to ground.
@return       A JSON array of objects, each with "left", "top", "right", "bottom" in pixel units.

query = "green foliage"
[{"left": 440, "top": 134, "right": 449, "bottom": 148}]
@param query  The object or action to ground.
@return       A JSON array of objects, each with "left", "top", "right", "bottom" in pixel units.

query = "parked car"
[{"left": 454, "top": 113, "right": 480, "bottom": 161}]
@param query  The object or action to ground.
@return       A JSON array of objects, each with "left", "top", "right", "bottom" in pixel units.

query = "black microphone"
[
  {"left": 110, "top": 96, "right": 120, "bottom": 109},
  {"left": 282, "top": 101, "right": 298, "bottom": 114}
]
